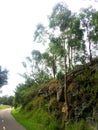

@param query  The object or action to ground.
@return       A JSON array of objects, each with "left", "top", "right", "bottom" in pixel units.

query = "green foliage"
[
  {"left": 79, "top": 6, "right": 97, "bottom": 62},
  {"left": 57, "top": 71, "right": 64, "bottom": 80},
  {"left": 0, "top": 105, "right": 10, "bottom": 110},
  {"left": 0, "top": 96, "right": 14, "bottom": 106},
  {"left": 33, "top": 23, "right": 47, "bottom": 44},
  {"left": 0, "top": 66, "right": 8, "bottom": 88},
  {"left": 65, "top": 120, "right": 93, "bottom": 130},
  {"left": 12, "top": 108, "right": 60, "bottom": 130},
  {"left": 13, "top": 2, "right": 98, "bottom": 130},
  {"left": 21, "top": 50, "right": 51, "bottom": 83},
  {"left": 25, "top": 96, "right": 45, "bottom": 111},
  {"left": 49, "top": 2, "right": 71, "bottom": 31}
]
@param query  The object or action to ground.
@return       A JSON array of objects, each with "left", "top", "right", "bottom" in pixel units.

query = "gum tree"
[
  {"left": 49, "top": 2, "right": 72, "bottom": 120},
  {"left": 79, "top": 6, "right": 96, "bottom": 62}
]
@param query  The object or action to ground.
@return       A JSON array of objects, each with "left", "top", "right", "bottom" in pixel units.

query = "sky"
[{"left": 0, "top": 0, "right": 98, "bottom": 96}]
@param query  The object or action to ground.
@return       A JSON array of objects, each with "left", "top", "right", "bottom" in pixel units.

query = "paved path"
[{"left": 0, "top": 108, "right": 26, "bottom": 130}]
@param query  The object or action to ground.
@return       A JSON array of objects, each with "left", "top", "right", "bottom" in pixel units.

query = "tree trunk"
[
  {"left": 52, "top": 54, "right": 56, "bottom": 78},
  {"left": 64, "top": 41, "right": 69, "bottom": 120},
  {"left": 87, "top": 26, "right": 92, "bottom": 63},
  {"left": 68, "top": 46, "right": 71, "bottom": 71},
  {"left": 89, "top": 40, "right": 92, "bottom": 63}
]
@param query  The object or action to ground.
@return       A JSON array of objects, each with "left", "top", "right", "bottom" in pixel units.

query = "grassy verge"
[
  {"left": 11, "top": 108, "right": 94, "bottom": 130},
  {"left": 11, "top": 108, "right": 60, "bottom": 130},
  {"left": 0, "top": 104, "right": 10, "bottom": 110},
  {"left": 12, "top": 108, "right": 33, "bottom": 130}
]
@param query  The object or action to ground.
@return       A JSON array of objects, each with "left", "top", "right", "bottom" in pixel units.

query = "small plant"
[{"left": 65, "top": 119, "right": 93, "bottom": 130}]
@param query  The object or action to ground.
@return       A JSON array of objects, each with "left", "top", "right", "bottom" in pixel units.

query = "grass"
[
  {"left": 11, "top": 108, "right": 60, "bottom": 130},
  {"left": 65, "top": 120, "right": 94, "bottom": 130},
  {"left": 0, "top": 104, "right": 10, "bottom": 110},
  {"left": 11, "top": 108, "right": 32, "bottom": 130},
  {"left": 12, "top": 108, "right": 95, "bottom": 130}
]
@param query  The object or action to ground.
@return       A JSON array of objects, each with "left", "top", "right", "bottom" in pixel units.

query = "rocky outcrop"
[{"left": 24, "top": 59, "right": 98, "bottom": 126}]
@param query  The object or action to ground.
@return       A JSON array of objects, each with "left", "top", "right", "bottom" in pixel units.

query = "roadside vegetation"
[
  {"left": 0, "top": 1, "right": 98, "bottom": 130},
  {"left": 0, "top": 95, "right": 14, "bottom": 107},
  {"left": 12, "top": 108, "right": 60, "bottom": 130},
  {"left": 0, "top": 95, "right": 14, "bottom": 111},
  {"left": 0, "top": 104, "right": 10, "bottom": 110},
  {"left": 11, "top": 2, "right": 98, "bottom": 130},
  {"left": 12, "top": 108, "right": 93, "bottom": 130}
]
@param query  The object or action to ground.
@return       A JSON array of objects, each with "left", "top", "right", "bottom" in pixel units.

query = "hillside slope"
[{"left": 14, "top": 59, "right": 98, "bottom": 130}]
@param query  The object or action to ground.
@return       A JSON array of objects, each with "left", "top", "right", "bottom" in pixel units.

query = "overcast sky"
[{"left": 0, "top": 0, "right": 98, "bottom": 96}]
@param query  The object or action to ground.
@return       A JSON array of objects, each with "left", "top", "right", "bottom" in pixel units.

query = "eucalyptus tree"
[
  {"left": 31, "top": 50, "right": 51, "bottom": 83},
  {"left": 33, "top": 23, "right": 59, "bottom": 78},
  {"left": 48, "top": 37, "right": 65, "bottom": 73},
  {"left": 21, "top": 50, "right": 42, "bottom": 83},
  {"left": 79, "top": 6, "right": 96, "bottom": 62},
  {"left": 49, "top": 2, "right": 87, "bottom": 120},
  {"left": 31, "top": 50, "right": 42, "bottom": 73},
  {"left": 21, "top": 61, "right": 30, "bottom": 79},
  {"left": 67, "top": 14, "right": 86, "bottom": 66},
  {"left": 21, "top": 50, "right": 50, "bottom": 84},
  {"left": 49, "top": 2, "right": 72, "bottom": 120},
  {"left": 33, "top": 2, "right": 90, "bottom": 120},
  {"left": 42, "top": 50, "right": 57, "bottom": 78},
  {"left": 90, "top": 10, "right": 98, "bottom": 53}
]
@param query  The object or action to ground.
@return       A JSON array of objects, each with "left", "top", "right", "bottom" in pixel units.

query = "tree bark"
[
  {"left": 87, "top": 25, "right": 92, "bottom": 63},
  {"left": 64, "top": 41, "right": 69, "bottom": 120}
]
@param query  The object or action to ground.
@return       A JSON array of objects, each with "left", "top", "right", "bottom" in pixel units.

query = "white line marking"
[{"left": 3, "top": 126, "right": 6, "bottom": 130}]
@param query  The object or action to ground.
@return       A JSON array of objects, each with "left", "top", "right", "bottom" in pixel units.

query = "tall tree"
[
  {"left": 49, "top": 2, "right": 72, "bottom": 120},
  {"left": 42, "top": 51, "right": 57, "bottom": 78},
  {"left": 21, "top": 50, "right": 51, "bottom": 84},
  {"left": 49, "top": 2, "right": 86, "bottom": 120},
  {"left": 32, "top": 2, "right": 98, "bottom": 120},
  {"left": 90, "top": 11, "right": 98, "bottom": 53},
  {"left": 67, "top": 14, "right": 86, "bottom": 66},
  {"left": 33, "top": 24, "right": 59, "bottom": 78},
  {"left": 79, "top": 6, "right": 96, "bottom": 62}
]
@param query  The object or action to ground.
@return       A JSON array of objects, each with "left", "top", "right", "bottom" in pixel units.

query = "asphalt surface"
[{"left": 0, "top": 108, "right": 26, "bottom": 130}]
